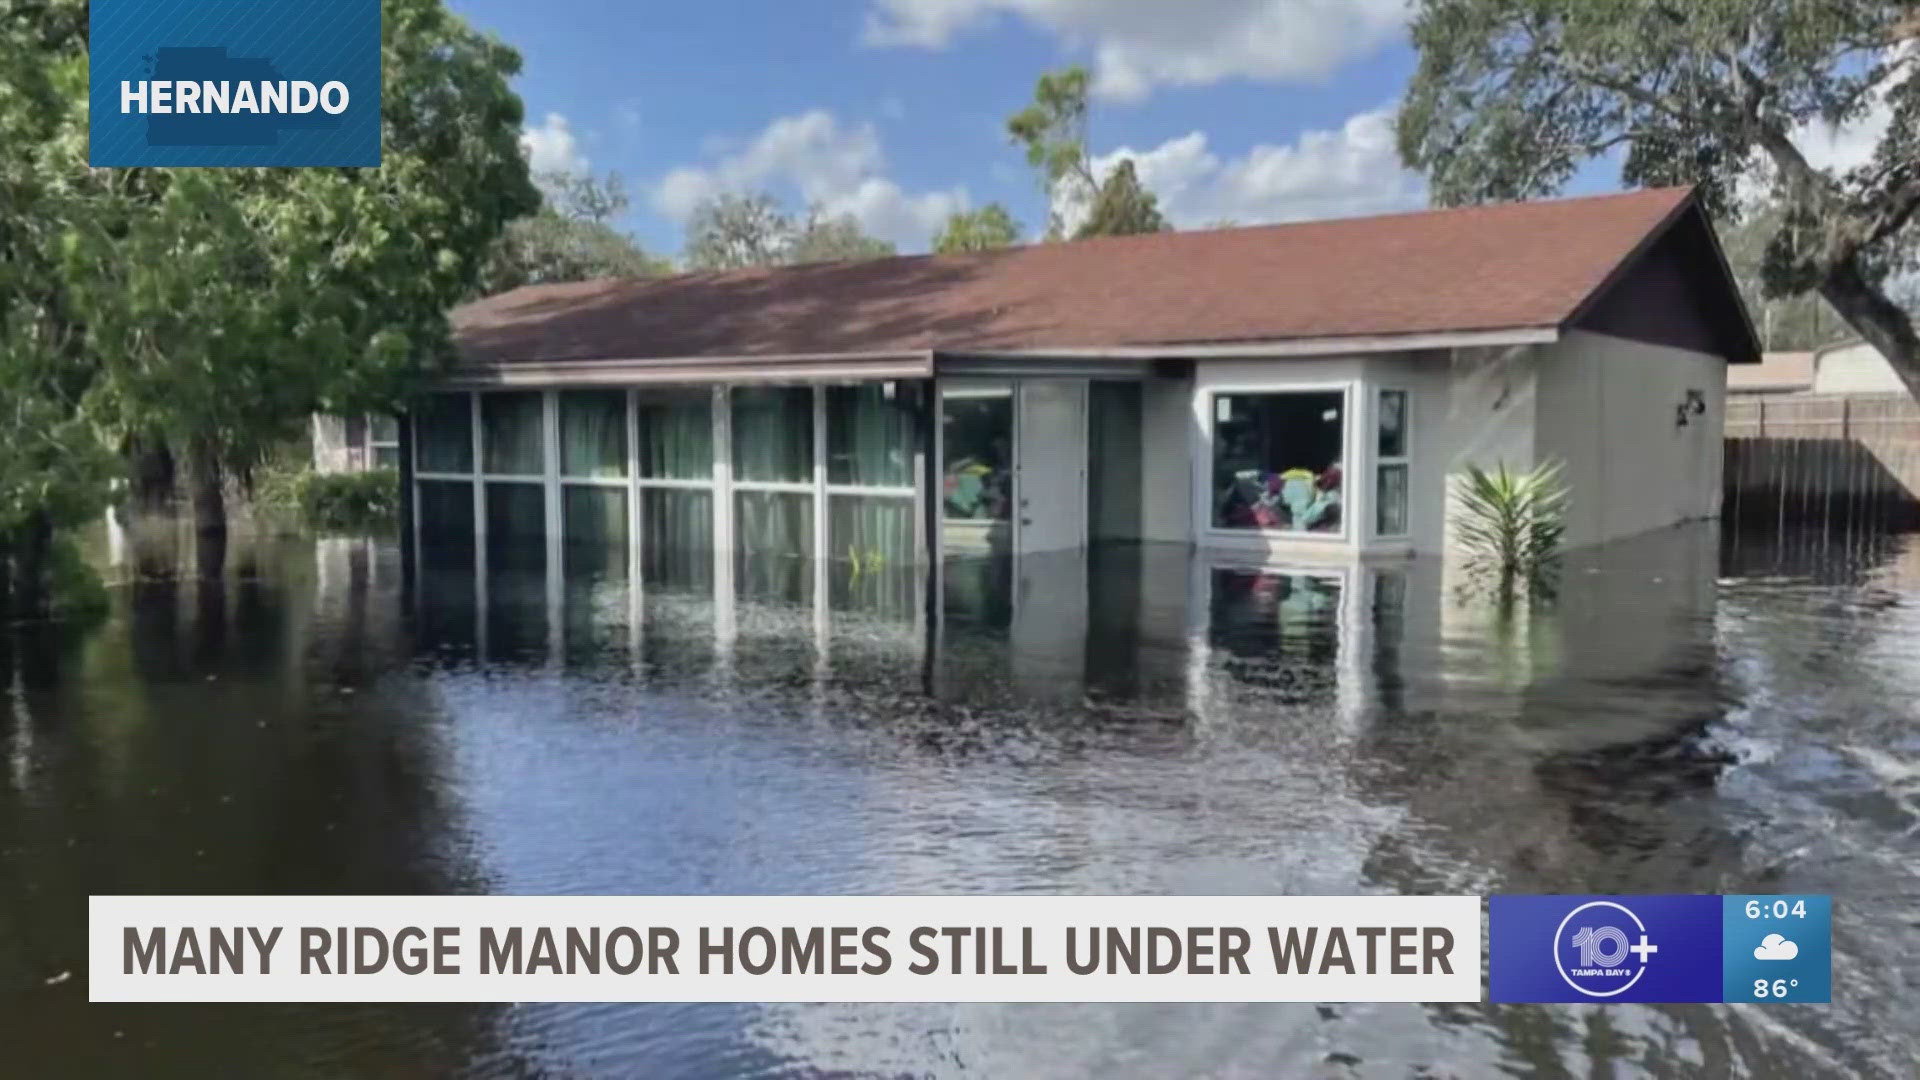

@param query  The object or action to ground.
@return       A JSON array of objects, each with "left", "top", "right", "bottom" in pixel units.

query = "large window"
[
  {"left": 1375, "top": 389, "right": 1409, "bottom": 538},
  {"left": 1211, "top": 389, "right": 1346, "bottom": 534},
  {"left": 407, "top": 384, "right": 925, "bottom": 622}
]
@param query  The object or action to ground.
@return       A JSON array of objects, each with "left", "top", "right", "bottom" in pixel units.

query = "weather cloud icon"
[{"left": 1754, "top": 934, "right": 1800, "bottom": 961}]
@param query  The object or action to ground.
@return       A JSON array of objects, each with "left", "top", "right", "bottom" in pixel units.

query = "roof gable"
[{"left": 452, "top": 187, "right": 1750, "bottom": 367}]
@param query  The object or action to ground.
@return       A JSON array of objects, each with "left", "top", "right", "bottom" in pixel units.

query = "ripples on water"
[{"left": 2, "top": 519, "right": 1917, "bottom": 1078}]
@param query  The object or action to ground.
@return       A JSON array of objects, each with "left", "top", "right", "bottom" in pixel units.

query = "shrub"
[
  {"left": 1453, "top": 460, "right": 1569, "bottom": 603},
  {"left": 298, "top": 469, "right": 400, "bottom": 533}
]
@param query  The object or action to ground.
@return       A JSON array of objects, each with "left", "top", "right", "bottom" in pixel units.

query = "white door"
[{"left": 1015, "top": 380, "right": 1088, "bottom": 554}]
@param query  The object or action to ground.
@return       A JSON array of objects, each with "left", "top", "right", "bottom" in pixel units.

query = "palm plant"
[{"left": 1452, "top": 460, "right": 1569, "bottom": 602}]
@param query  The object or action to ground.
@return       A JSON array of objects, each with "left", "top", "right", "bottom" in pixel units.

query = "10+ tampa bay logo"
[
  {"left": 1552, "top": 900, "right": 1660, "bottom": 997},
  {"left": 1490, "top": 895, "right": 1724, "bottom": 1003}
]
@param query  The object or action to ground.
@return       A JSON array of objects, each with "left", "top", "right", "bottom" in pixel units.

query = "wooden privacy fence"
[{"left": 1723, "top": 393, "right": 1920, "bottom": 526}]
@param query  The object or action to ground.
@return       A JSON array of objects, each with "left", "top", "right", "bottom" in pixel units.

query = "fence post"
[
  {"left": 1757, "top": 397, "right": 1766, "bottom": 438},
  {"left": 1841, "top": 396, "right": 1851, "bottom": 442}
]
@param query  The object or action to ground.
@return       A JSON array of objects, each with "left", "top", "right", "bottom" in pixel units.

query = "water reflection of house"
[{"left": 398, "top": 187, "right": 1757, "bottom": 599}]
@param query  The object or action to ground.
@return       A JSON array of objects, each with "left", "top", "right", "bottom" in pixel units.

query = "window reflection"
[{"left": 942, "top": 386, "right": 1012, "bottom": 523}]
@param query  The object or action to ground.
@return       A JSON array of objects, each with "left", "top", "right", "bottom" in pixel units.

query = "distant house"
[
  {"left": 1811, "top": 338, "right": 1908, "bottom": 396},
  {"left": 1727, "top": 351, "right": 1814, "bottom": 397},
  {"left": 1725, "top": 339, "right": 1912, "bottom": 400},
  {"left": 397, "top": 186, "right": 1758, "bottom": 577},
  {"left": 312, "top": 413, "right": 399, "bottom": 473}
]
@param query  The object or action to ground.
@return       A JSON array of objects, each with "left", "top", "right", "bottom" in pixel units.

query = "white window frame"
[
  {"left": 1371, "top": 385, "right": 1412, "bottom": 541},
  {"left": 1198, "top": 380, "right": 1358, "bottom": 547},
  {"left": 365, "top": 414, "right": 400, "bottom": 470}
]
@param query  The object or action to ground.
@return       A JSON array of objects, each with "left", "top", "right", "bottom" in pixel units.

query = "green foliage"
[
  {"left": 1006, "top": 65, "right": 1172, "bottom": 240},
  {"left": 1397, "top": 0, "right": 1920, "bottom": 391},
  {"left": 0, "top": 0, "right": 124, "bottom": 557},
  {"left": 1074, "top": 159, "right": 1170, "bottom": 239},
  {"left": 789, "top": 206, "right": 897, "bottom": 264},
  {"left": 59, "top": 0, "right": 540, "bottom": 479},
  {"left": 684, "top": 192, "right": 791, "bottom": 270},
  {"left": 1453, "top": 461, "right": 1570, "bottom": 602},
  {"left": 298, "top": 470, "right": 400, "bottom": 533},
  {"left": 481, "top": 171, "right": 669, "bottom": 292},
  {"left": 682, "top": 192, "right": 895, "bottom": 270},
  {"left": 1720, "top": 204, "right": 1851, "bottom": 349},
  {"left": 1007, "top": 66, "right": 1098, "bottom": 201},
  {"left": 933, "top": 204, "right": 1024, "bottom": 253},
  {"left": 0, "top": 0, "right": 533, "bottom": 605}
]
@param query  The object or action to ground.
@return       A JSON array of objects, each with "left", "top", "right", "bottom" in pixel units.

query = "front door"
[{"left": 1015, "top": 379, "right": 1088, "bottom": 554}]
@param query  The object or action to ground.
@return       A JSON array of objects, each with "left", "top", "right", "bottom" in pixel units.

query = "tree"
[
  {"left": 1396, "top": 0, "right": 1920, "bottom": 395},
  {"left": 483, "top": 171, "right": 669, "bottom": 292},
  {"left": 60, "top": 0, "right": 540, "bottom": 536},
  {"left": 932, "top": 204, "right": 1023, "bottom": 253},
  {"left": 1007, "top": 65, "right": 1173, "bottom": 240},
  {"left": 1007, "top": 67, "right": 1099, "bottom": 238},
  {"left": 684, "top": 191, "right": 794, "bottom": 270},
  {"left": 1720, "top": 203, "right": 1849, "bottom": 349},
  {"left": 788, "top": 206, "right": 896, "bottom": 264},
  {"left": 0, "top": 0, "right": 137, "bottom": 613},
  {"left": 682, "top": 192, "right": 894, "bottom": 269},
  {"left": 1074, "top": 159, "right": 1169, "bottom": 239}
]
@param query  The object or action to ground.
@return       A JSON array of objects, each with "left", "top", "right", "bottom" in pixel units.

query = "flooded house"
[{"left": 396, "top": 186, "right": 1759, "bottom": 605}]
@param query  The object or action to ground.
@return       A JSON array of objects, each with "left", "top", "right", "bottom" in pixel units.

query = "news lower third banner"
[{"left": 89, "top": 894, "right": 1830, "bottom": 1004}]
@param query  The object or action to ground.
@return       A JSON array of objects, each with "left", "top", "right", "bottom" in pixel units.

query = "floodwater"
[{"left": 3, "top": 518, "right": 1918, "bottom": 1079}]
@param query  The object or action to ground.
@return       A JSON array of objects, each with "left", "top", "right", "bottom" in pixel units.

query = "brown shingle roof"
[{"left": 453, "top": 186, "right": 1707, "bottom": 366}]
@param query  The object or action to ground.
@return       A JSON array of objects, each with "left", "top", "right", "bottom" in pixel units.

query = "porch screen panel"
[
  {"left": 637, "top": 389, "right": 714, "bottom": 479},
  {"left": 735, "top": 490, "right": 814, "bottom": 603},
  {"left": 731, "top": 386, "right": 813, "bottom": 483},
  {"left": 485, "top": 482, "right": 547, "bottom": 573},
  {"left": 1211, "top": 390, "right": 1346, "bottom": 535},
  {"left": 560, "top": 391, "right": 629, "bottom": 479},
  {"left": 826, "top": 384, "right": 913, "bottom": 488},
  {"left": 828, "top": 495, "right": 915, "bottom": 616},
  {"left": 416, "top": 394, "right": 474, "bottom": 473},
  {"left": 640, "top": 488, "right": 713, "bottom": 593},
  {"left": 416, "top": 479, "right": 475, "bottom": 569},
  {"left": 563, "top": 486, "right": 629, "bottom": 581},
  {"left": 481, "top": 392, "right": 545, "bottom": 476}
]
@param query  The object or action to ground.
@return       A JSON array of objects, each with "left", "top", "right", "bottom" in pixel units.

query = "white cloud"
[
  {"left": 649, "top": 109, "right": 969, "bottom": 249},
  {"left": 862, "top": 0, "right": 1408, "bottom": 101},
  {"left": 1753, "top": 933, "right": 1799, "bottom": 961},
  {"left": 1058, "top": 106, "right": 1423, "bottom": 232},
  {"left": 521, "top": 112, "right": 590, "bottom": 177}
]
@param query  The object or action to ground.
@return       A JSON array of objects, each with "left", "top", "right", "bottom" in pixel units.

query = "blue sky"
[{"left": 446, "top": 0, "right": 1886, "bottom": 263}]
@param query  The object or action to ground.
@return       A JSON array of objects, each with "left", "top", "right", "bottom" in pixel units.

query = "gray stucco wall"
[{"left": 1532, "top": 329, "right": 1725, "bottom": 547}]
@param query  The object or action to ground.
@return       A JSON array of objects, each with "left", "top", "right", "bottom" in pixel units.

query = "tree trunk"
[
  {"left": 11, "top": 512, "right": 54, "bottom": 620},
  {"left": 125, "top": 433, "right": 178, "bottom": 515},
  {"left": 187, "top": 439, "right": 227, "bottom": 540},
  {"left": 1820, "top": 260, "right": 1920, "bottom": 401}
]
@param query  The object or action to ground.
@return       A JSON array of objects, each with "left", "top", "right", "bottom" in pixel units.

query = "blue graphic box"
[
  {"left": 1720, "top": 895, "right": 1831, "bottom": 1004},
  {"left": 90, "top": 0, "right": 381, "bottom": 167},
  {"left": 1491, "top": 895, "right": 1724, "bottom": 1003}
]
